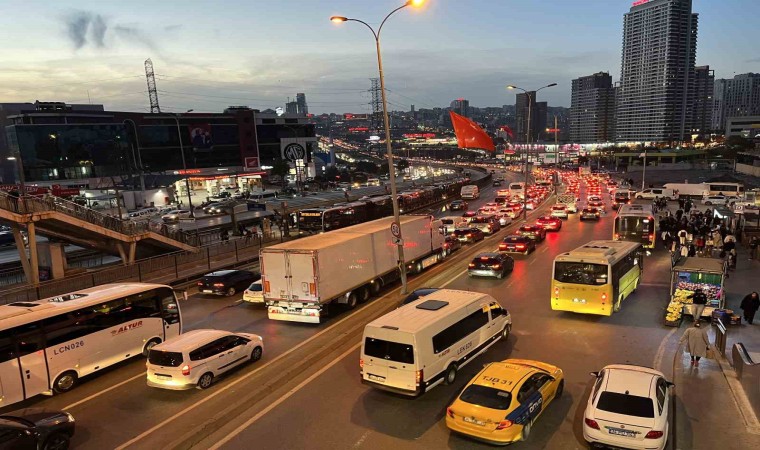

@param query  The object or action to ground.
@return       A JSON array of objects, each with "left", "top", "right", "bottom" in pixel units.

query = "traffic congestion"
[{"left": 0, "top": 164, "right": 739, "bottom": 449}]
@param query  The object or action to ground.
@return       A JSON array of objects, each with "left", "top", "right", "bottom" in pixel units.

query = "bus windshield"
[
  {"left": 298, "top": 211, "right": 324, "bottom": 231},
  {"left": 554, "top": 262, "right": 608, "bottom": 285}
]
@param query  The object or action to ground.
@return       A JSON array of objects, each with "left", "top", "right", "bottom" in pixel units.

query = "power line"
[{"left": 156, "top": 74, "right": 367, "bottom": 93}]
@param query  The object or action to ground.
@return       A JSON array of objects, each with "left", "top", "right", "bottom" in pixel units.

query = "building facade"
[
  {"left": 691, "top": 65, "right": 714, "bottom": 136},
  {"left": 515, "top": 92, "right": 546, "bottom": 143},
  {"left": 569, "top": 72, "right": 616, "bottom": 143},
  {"left": 449, "top": 98, "right": 470, "bottom": 118},
  {"left": 616, "top": 0, "right": 698, "bottom": 143},
  {"left": 712, "top": 73, "right": 760, "bottom": 133},
  {"left": 296, "top": 93, "right": 308, "bottom": 115}
]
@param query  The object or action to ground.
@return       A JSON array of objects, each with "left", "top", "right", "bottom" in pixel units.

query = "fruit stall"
[{"left": 664, "top": 257, "right": 725, "bottom": 326}]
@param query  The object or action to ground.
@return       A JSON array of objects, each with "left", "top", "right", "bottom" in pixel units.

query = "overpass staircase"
[{"left": 0, "top": 192, "right": 198, "bottom": 283}]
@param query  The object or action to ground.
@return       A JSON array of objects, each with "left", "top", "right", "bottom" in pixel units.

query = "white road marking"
[
  {"left": 653, "top": 327, "right": 678, "bottom": 372},
  {"left": 354, "top": 430, "right": 371, "bottom": 448},
  {"left": 529, "top": 257, "right": 539, "bottom": 265},
  {"left": 540, "top": 246, "right": 549, "bottom": 253},
  {"left": 208, "top": 342, "right": 362, "bottom": 450},
  {"left": 63, "top": 372, "right": 145, "bottom": 410}
]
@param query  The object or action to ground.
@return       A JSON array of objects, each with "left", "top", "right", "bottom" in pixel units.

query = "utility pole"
[{"left": 554, "top": 115, "right": 559, "bottom": 167}]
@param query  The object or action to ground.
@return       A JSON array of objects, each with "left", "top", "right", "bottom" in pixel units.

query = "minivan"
[
  {"left": 460, "top": 185, "right": 480, "bottom": 200},
  {"left": 361, "top": 289, "right": 511, "bottom": 396},
  {"left": 147, "top": 329, "right": 263, "bottom": 390},
  {"left": 635, "top": 188, "right": 675, "bottom": 201}
]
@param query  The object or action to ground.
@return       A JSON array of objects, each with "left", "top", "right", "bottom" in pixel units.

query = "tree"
[
  {"left": 356, "top": 161, "right": 379, "bottom": 174},
  {"left": 324, "top": 165, "right": 339, "bottom": 181},
  {"left": 270, "top": 159, "right": 290, "bottom": 177}
]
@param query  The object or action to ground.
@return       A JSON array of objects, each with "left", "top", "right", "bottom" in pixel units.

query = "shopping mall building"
[{"left": 0, "top": 101, "right": 317, "bottom": 207}]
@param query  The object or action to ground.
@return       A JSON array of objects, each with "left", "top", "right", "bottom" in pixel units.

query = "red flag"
[
  {"left": 499, "top": 125, "right": 514, "bottom": 139},
  {"left": 450, "top": 111, "right": 494, "bottom": 151}
]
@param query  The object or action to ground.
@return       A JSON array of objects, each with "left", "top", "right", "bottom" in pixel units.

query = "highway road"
[{"left": 1, "top": 170, "right": 719, "bottom": 449}]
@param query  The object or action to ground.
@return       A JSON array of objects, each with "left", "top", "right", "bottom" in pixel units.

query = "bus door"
[
  {"left": 15, "top": 324, "right": 49, "bottom": 399},
  {"left": 0, "top": 330, "right": 25, "bottom": 405},
  {"left": 161, "top": 291, "right": 182, "bottom": 338}
]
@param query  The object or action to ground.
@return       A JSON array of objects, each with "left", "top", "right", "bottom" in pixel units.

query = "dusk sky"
[{"left": 1, "top": 0, "right": 757, "bottom": 114}]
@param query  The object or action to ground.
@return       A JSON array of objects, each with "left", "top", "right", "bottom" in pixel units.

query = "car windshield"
[
  {"left": 363, "top": 337, "right": 414, "bottom": 364},
  {"left": 503, "top": 236, "right": 524, "bottom": 243},
  {"left": 248, "top": 283, "right": 262, "bottom": 291},
  {"left": 148, "top": 350, "right": 184, "bottom": 367},
  {"left": 554, "top": 262, "right": 608, "bottom": 285},
  {"left": 597, "top": 391, "right": 655, "bottom": 418},
  {"left": 552, "top": 206, "right": 565, "bottom": 210},
  {"left": 459, "top": 384, "right": 512, "bottom": 410}
]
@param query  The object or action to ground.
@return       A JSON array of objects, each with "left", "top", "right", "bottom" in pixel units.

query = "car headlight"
[{"left": 66, "top": 412, "right": 75, "bottom": 423}]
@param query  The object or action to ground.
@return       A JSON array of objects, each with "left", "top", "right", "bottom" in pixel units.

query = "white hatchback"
[
  {"left": 243, "top": 281, "right": 264, "bottom": 304},
  {"left": 583, "top": 364, "right": 672, "bottom": 450},
  {"left": 147, "top": 329, "right": 263, "bottom": 390},
  {"left": 550, "top": 204, "right": 569, "bottom": 218}
]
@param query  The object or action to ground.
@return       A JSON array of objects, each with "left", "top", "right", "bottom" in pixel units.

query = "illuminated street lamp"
[
  {"left": 507, "top": 83, "right": 557, "bottom": 220},
  {"left": 330, "top": 0, "right": 425, "bottom": 294}
]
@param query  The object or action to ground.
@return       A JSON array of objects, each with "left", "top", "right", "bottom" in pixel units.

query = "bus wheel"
[
  {"left": 143, "top": 338, "right": 162, "bottom": 357},
  {"left": 345, "top": 293, "right": 358, "bottom": 309},
  {"left": 613, "top": 296, "right": 622, "bottom": 313},
  {"left": 53, "top": 371, "right": 78, "bottom": 394},
  {"left": 358, "top": 287, "right": 371, "bottom": 303}
]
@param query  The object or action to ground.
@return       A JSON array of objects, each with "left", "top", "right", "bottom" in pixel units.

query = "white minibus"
[
  {"left": 0, "top": 283, "right": 181, "bottom": 407},
  {"left": 360, "top": 289, "right": 511, "bottom": 396},
  {"left": 460, "top": 185, "right": 480, "bottom": 200}
]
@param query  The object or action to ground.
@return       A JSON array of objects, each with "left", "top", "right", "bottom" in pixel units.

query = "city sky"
[{"left": 0, "top": 0, "right": 757, "bottom": 114}]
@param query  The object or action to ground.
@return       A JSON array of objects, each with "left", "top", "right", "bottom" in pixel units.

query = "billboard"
[{"left": 189, "top": 124, "right": 213, "bottom": 152}]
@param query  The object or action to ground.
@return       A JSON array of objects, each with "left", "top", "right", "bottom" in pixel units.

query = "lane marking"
[
  {"left": 63, "top": 372, "right": 145, "bottom": 410},
  {"left": 653, "top": 327, "right": 678, "bottom": 373},
  {"left": 354, "top": 430, "right": 371, "bottom": 448},
  {"left": 529, "top": 257, "right": 538, "bottom": 265},
  {"left": 209, "top": 342, "right": 362, "bottom": 450}
]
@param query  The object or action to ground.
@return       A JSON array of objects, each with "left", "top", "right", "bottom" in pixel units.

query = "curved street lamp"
[
  {"left": 507, "top": 83, "right": 557, "bottom": 220},
  {"left": 330, "top": 0, "right": 425, "bottom": 294}
]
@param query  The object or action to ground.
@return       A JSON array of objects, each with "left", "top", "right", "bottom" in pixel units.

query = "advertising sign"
[
  {"left": 244, "top": 157, "right": 260, "bottom": 170},
  {"left": 189, "top": 123, "right": 213, "bottom": 152}
]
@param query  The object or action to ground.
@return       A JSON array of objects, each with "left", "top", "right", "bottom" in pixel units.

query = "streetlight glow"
[
  {"left": 407, "top": 0, "right": 425, "bottom": 7},
  {"left": 6, "top": 156, "right": 16, "bottom": 161},
  {"left": 330, "top": 16, "right": 347, "bottom": 23},
  {"left": 507, "top": 85, "right": 517, "bottom": 90}
]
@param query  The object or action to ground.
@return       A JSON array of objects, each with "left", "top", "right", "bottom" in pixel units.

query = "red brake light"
[
  {"left": 499, "top": 244, "right": 507, "bottom": 250},
  {"left": 468, "top": 263, "right": 476, "bottom": 268},
  {"left": 213, "top": 283, "right": 225, "bottom": 287},
  {"left": 554, "top": 287, "right": 559, "bottom": 295},
  {"left": 181, "top": 364, "right": 191, "bottom": 376},
  {"left": 491, "top": 264, "right": 501, "bottom": 269},
  {"left": 645, "top": 430, "right": 664, "bottom": 439},
  {"left": 584, "top": 418, "right": 600, "bottom": 430},
  {"left": 197, "top": 282, "right": 203, "bottom": 286},
  {"left": 466, "top": 233, "right": 472, "bottom": 237},
  {"left": 415, "top": 369, "right": 423, "bottom": 384},
  {"left": 446, "top": 407, "right": 455, "bottom": 419},
  {"left": 516, "top": 244, "right": 526, "bottom": 249},
  {"left": 495, "top": 420, "right": 513, "bottom": 430},
  {"left": 359, "top": 358, "right": 364, "bottom": 369}
]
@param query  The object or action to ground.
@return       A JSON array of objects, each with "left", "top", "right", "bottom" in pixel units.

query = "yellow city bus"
[{"left": 551, "top": 240, "right": 644, "bottom": 316}]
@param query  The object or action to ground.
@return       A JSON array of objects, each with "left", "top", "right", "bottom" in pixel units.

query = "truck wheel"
[
  {"left": 370, "top": 279, "right": 382, "bottom": 295},
  {"left": 358, "top": 286, "right": 370, "bottom": 303},
  {"left": 345, "top": 293, "right": 358, "bottom": 309}
]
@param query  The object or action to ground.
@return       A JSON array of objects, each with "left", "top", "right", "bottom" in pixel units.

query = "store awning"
[
  {"left": 673, "top": 257, "right": 724, "bottom": 274},
  {"left": 118, "top": 174, "right": 184, "bottom": 188}
]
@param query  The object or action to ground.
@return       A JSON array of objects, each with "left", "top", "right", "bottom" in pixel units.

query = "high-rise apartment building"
[
  {"left": 450, "top": 98, "right": 470, "bottom": 117},
  {"left": 296, "top": 93, "right": 308, "bottom": 115},
  {"left": 690, "top": 65, "right": 714, "bottom": 135},
  {"left": 285, "top": 101, "right": 299, "bottom": 115},
  {"left": 616, "top": 0, "right": 698, "bottom": 143},
  {"left": 514, "top": 93, "right": 547, "bottom": 143},
  {"left": 712, "top": 73, "right": 760, "bottom": 132},
  {"left": 570, "top": 72, "right": 616, "bottom": 143}
]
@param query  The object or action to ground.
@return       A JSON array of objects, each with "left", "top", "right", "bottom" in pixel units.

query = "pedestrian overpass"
[{"left": 0, "top": 192, "right": 198, "bottom": 284}]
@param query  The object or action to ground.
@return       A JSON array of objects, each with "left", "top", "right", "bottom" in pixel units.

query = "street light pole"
[
  {"left": 171, "top": 110, "right": 195, "bottom": 218},
  {"left": 331, "top": 0, "right": 424, "bottom": 294},
  {"left": 124, "top": 119, "right": 146, "bottom": 202},
  {"left": 507, "top": 83, "right": 557, "bottom": 221}
]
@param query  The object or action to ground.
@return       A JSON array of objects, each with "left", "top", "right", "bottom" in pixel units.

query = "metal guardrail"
[
  {"left": 732, "top": 343, "right": 760, "bottom": 418},
  {"left": 0, "top": 234, "right": 273, "bottom": 305},
  {"left": 0, "top": 191, "right": 198, "bottom": 246},
  {"left": 715, "top": 318, "right": 728, "bottom": 356}
]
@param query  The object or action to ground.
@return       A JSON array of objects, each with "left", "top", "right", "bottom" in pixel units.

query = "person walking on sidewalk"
[
  {"left": 740, "top": 292, "right": 760, "bottom": 325},
  {"left": 679, "top": 321, "right": 711, "bottom": 367},
  {"left": 688, "top": 288, "right": 708, "bottom": 322}
]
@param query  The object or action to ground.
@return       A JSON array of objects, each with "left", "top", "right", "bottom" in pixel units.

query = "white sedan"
[
  {"left": 702, "top": 195, "right": 739, "bottom": 206},
  {"left": 161, "top": 209, "right": 192, "bottom": 222},
  {"left": 550, "top": 204, "right": 569, "bottom": 219},
  {"left": 583, "top": 364, "right": 672, "bottom": 450}
]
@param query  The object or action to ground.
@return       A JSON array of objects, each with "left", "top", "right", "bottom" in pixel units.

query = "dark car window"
[
  {"left": 364, "top": 337, "right": 414, "bottom": 364},
  {"left": 459, "top": 384, "right": 512, "bottom": 410},
  {"left": 597, "top": 391, "right": 655, "bottom": 418},
  {"left": 148, "top": 350, "right": 184, "bottom": 367}
]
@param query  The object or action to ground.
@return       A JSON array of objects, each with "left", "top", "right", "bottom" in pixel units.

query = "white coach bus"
[{"left": 0, "top": 283, "right": 182, "bottom": 407}]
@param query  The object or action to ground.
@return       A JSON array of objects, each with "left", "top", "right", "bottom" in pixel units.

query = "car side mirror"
[
  {"left": 590, "top": 371, "right": 599, "bottom": 378},
  {"left": 666, "top": 381, "right": 675, "bottom": 388}
]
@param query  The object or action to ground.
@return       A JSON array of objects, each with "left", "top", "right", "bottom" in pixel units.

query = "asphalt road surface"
[{"left": 0, "top": 171, "right": 683, "bottom": 449}]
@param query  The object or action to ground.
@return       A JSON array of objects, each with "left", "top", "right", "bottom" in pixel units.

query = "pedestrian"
[
  {"left": 244, "top": 228, "right": 252, "bottom": 244},
  {"left": 220, "top": 229, "right": 229, "bottom": 244},
  {"left": 680, "top": 243, "right": 689, "bottom": 258},
  {"left": 678, "top": 198, "right": 685, "bottom": 210},
  {"left": 679, "top": 321, "right": 711, "bottom": 367},
  {"left": 677, "top": 229, "right": 688, "bottom": 246},
  {"left": 344, "top": 191, "right": 350, "bottom": 202},
  {"left": 695, "top": 235, "right": 705, "bottom": 255},
  {"left": 688, "top": 288, "right": 708, "bottom": 322},
  {"left": 661, "top": 230, "right": 672, "bottom": 250},
  {"left": 740, "top": 292, "right": 760, "bottom": 324}
]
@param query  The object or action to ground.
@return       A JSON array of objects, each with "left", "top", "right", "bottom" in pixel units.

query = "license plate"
[
  {"left": 202, "top": 290, "right": 212, "bottom": 293},
  {"left": 608, "top": 428, "right": 636, "bottom": 438},
  {"left": 368, "top": 374, "right": 385, "bottom": 382},
  {"left": 463, "top": 417, "right": 485, "bottom": 426}
]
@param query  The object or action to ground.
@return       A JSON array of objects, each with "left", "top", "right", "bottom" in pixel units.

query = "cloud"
[
  {"left": 64, "top": 11, "right": 92, "bottom": 49},
  {"left": 91, "top": 14, "right": 107, "bottom": 48},
  {"left": 745, "top": 57, "right": 760, "bottom": 63},
  {"left": 114, "top": 25, "right": 158, "bottom": 52},
  {"left": 164, "top": 24, "right": 183, "bottom": 32},
  {"left": 60, "top": 10, "right": 159, "bottom": 53}
]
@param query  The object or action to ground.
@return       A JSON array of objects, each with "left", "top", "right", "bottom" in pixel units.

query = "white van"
[
  {"left": 460, "top": 185, "right": 480, "bottom": 200},
  {"left": 146, "top": 329, "right": 263, "bottom": 390},
  {"left": 360, "top": 289, "right": 511, "bottom": 396},
  {"left": 509, "top": 182, "right": 526, "bottom": 199},
  {"left": 635, "top": 188, "right": 676, "bottom": 201}
]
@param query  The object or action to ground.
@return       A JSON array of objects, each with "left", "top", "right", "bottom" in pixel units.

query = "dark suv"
[
  {"left": 0, "top": 409, "right": 76, "bottom": 450},
  {"left": 197, "top": 270, "right": 260, "bottom": 296}
]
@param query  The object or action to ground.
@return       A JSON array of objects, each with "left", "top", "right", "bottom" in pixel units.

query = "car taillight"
[
  {"left": 614, "top": 233, "right": 619, "bottom": 239},
  {"left": 359, "top": 358, "right": 364, "bottom": 369},
  {"left": 309, "top": 282, "right": 316, "bottom": 296},
  {"left": 466, "top": 233, "right": 472, "bottom": 237},
  {"left": 443, "top": 243, "right": 449, "bottom": 249},
  {"left": 649, "top": 234, "right": 654, "bottom": 241},
  {"left": 516, "top": 244, "right": 525, "bottom": 249},
  {"left": 263, "top": 280, "right": 270, "bottom": 293},
  {"left": 213, "top": 283, "right": 224, "bottom": 287},
  {"left": 491, "top": 264, "right": 501, "bottom": 269},
  {"left": 468, "top": 263, "right": 476, "bottom": 268},
  {"left": 447, "top": 407, "right": 455, "bottom": 419},
  {"left": 601, "top": 293, "right": 607, "bottom": 301},
  {"left": 584, "top": 418, "right": 600, "bottom": 430},
  {"left": 499, "top": 244, "right": 507, "bottom": 250},
  {"left": 415, "top": 369, "right": 423, "bottom": 385},
  {"left": 645, "top": 430, "right": 664, "bottom": 439},
  {"left": 554, "top": 287, "right": 559, "bottom": 296},
  {"left": 197, "top": 281, "right": 203, "bottom": 286},
  {"left": 181, "top": 364, "right": 191, "bottom": 376},
  {"left": 496, "top": 420, "right": 513, "bottom": 430}
]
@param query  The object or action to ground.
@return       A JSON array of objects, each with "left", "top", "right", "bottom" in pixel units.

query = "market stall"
[{"left": 664, "top": 257, "right": 725, "bottom": 326}]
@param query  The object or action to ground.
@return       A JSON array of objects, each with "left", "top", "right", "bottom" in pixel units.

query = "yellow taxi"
[{"left": 446, "top": 359, "right": 564, "bottom": 445}]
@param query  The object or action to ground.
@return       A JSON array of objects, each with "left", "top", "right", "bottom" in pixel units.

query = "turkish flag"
[
  {"left": 499, "top": 125, "right": 514, "bottom": 139},
  {"left": 450, "top": 111, "right": 494, "bottom": 151}
]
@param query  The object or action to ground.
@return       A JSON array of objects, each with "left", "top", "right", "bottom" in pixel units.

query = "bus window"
[{"left": 554, "top": 262, "right": 608, "bottom": 285}]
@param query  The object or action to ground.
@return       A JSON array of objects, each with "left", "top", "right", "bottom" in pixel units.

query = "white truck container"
[
  {"left": 557, "top": 193, "right": 579, "bottom": 213},
  {"left": 662, "top": 183, "right": 709, "bottom": 199},
  {"left": 262, "top": 215, "right": 445, "bottom": 323}
]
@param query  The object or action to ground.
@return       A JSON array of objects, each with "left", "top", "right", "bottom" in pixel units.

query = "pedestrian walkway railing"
[
  {"left": 0, "top": 232, "right": 277, "bottom": 305},
  {"left": 732, "top": 343, "right": 760, "bottom": 418},
  {"left": 715, "top": 318, "right": 728, "bottom": 356},
  {"left": 0, "top": 191, "right": 198, "bottom": 246}
]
